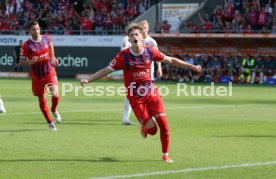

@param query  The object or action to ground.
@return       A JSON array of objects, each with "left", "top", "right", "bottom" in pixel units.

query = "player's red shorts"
[
  {"left": 32, "top": 75, "right": 58, "bottom": 96},
  {"left": 128, "top": 88, "right": 165, "bottom": 126}
]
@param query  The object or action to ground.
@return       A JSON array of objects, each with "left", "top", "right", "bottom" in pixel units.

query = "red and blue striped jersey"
[
  {"left": 109, "top": 46, "right": 164, "bottom": 98},
  {"left": 20, "top": 35, "right": 56, "bottom": 80}
]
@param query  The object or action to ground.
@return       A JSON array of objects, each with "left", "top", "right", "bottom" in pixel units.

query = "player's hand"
[
  {"left": 30, "top": 56, "right": 38, "bottom": 65},
  {"left": 51, "top": 57, "right": 59, "bottom": 66},
  {"left": 193, "top": 65, "right": 202, "bottom": 73},
  {"left": 80, "top": 79, "right": 89, "bottom": 87},
  {"left": 157, "top": 68, "right": 163, "bottom": 78},
  {"left": 53, "top": 58, "right": 59, "bottom": 66}
]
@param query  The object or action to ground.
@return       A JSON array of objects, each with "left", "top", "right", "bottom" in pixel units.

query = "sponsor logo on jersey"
[{"left": 110, "top": 60, "right": 116, "bottom": 66}]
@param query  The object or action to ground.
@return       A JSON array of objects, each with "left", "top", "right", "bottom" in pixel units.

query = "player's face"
[
  {"left": 128, "top": 29, "right": 143, "bottom": 47},
  {"left": 141, "top": 23, "right": 149, "bottom": 37},
  {"left": 29, "top": 24, "right": 41, "bottom": 40}
]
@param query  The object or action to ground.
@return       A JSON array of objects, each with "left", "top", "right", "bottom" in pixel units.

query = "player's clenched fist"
[
  {"left": 80, "top": 79, "right": 88, "bottom": 87},
  {"left": 194, "top": 65, "right": 202, "bottom": 73}
]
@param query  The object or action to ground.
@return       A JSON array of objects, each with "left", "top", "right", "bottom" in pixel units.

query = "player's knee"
[
  {"left": 147, "top": 125, "right": 158, "bottom": 136},
  {"left": 144, "top": 118, "right": 156, "bottom": 129}
]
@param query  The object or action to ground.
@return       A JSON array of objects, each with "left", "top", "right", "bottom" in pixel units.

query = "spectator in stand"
[
  {"left": 127, "top": 3, "right": 137, "bottom": 21},
  {"left": 103, "top": 14, "right": 113, "bottom": 34},
  {"left": 179, "top": 55, "right": 195, "bottom": 83},
  {"left": 198, "top": 13, "right": 212, "bottom": 32},
  {"left": 162, "top": 20, "right": 171, "bottom": 33},
  {"left": 213, "top": 55, "right": 222, "bottom": 82},
  {"left": 223, "top": 0, "right": 235, "bottom": 22},
  {"left": 221, "top": 54, "right": 232, "bottom": 79},
  {"left": 213, "top": 5, "right": 224, "bottom": 23},
  {"left": 94, "top": 10, "right": 104, "bottom": 34},
  {"left": 232, "top": 10, "right": 244, "bottom": 32},
  {"left": 233, "top": 0, "right": 243, "bottom": 12},
  {"left": 182, "top": 20, "right": 199, "bottom": 33},
  {"left": 264, "top": 56, "right": 276, "bottom": 81},
  {"left": 154, "top": 21, "right": 162, "bottom": 33},
  {"left": 214, "top": 17, "right": 226, "bottom": 32},
  {"left": 137, "top": 0, "right": 147, "bottom": 14},
  {"left": 70, "top": 17, "right": 80, "bottom": 34},
  {"left": 258, "top": 7, "right": 269, "bottom": 31},
  {"left": 251, "top": 55, "right": 266, "bottom": 84},
  {"left": 246, "top": 6, "right": 259, "bottom": 30},
  {"left": 81, "top": 15, "right": 94, "bottom": 35},
  {"left": 240, "top": 55, "right": 255, "bottom": 83}
]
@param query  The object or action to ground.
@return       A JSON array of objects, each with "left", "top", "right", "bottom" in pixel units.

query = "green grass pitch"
[{"left": 0, "top": 78, "right": 276, "bottom": 178}]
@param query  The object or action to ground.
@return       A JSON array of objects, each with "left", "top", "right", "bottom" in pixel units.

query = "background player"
[
  {"left": 19, "top": 21, "right": 61, "bottom": 131},
  {"left": 13, "top": 40, "right": 23, "bottom": 72},
  {"left": 80, "top": 24, "right": 201, "bottom": 162},
  {"left": 121, "top": 20, "right": 162, "bottom": 125}
]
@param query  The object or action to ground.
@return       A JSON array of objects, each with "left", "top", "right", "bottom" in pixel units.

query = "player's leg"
[
  {"left": 129, "top": 98, "right": 157, "bottom": 137},
  {"left": 121, "top": 97, "right": 133, "bottom": 125},
  {"left": 46, "top": 76, "right": 61, "bottom": 123},
  {"left": 0, "top": 95, "right": 6, "bottom": 113},
  {"left": 148, "top": 94, "right": 173, "bottom": 163},
  {"left": 33, "top": 79, "right": 56, "bottom": 130},
  {"left": 38, "top": 95, "right": 56, "bottom": 130}
]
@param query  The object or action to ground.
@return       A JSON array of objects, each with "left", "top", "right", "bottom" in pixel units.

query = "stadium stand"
[{"left": 0, "top": 0, "right": 275, "bottom": 84}]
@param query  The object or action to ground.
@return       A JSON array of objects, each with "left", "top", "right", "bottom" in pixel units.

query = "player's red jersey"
[
  {"left": 20, "top": 35, "right": 56, "bottom": 80},
  {"left": 109, "top": 46, "right": 164, "bottom": 98}
]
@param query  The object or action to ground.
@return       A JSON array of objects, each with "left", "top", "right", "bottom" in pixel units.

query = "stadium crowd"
[
  {"left": 160, "top": 54, "right": 276, "bottom": 84},
  {"left": 0, "top": 0, "right": 148, "bottom": 35},
  {"left": 182, "top": 0, "right": 276, "bottom": 33}
]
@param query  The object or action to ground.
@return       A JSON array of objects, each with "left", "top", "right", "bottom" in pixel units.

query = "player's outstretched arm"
[
  {"left": 19, "top": 57, "right": 37, "bottom": 66},
  {"left": 156, "top": 62, "right": 163, "bottom": 78},
  {"left": 163, "top": 55, "right": 201, "bottom": 73},
  {"left": 80, "top": 67, "right": 113, "bottom": 86}
]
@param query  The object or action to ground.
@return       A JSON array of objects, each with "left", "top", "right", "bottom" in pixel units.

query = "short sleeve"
[
  {"left": 45, "top": 35, "right": 52, "bottom": 46},
  {"left": 108, "top": 52, "right": 124, "bottom": 71},
  {"left": 20, "top": 42, "right": 29, "bottom": 59},
  {"left": 150, "top": 47, "right": 165, "bottom": 62}
]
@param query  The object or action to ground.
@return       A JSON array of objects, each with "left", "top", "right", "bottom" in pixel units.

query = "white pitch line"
[
  {"left": 90, "top": 161, "right": 276, "bottom": 179},
  {"left": 0, "top": 104, "right": 266, "bottom": 116}
]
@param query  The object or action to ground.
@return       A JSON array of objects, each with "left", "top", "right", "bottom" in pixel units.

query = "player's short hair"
[
  {"left": 127, "top": 24, "right": 144, "bottom": 36},
  {"left": 125, "top": 22, "right": 139, "bottom": 33},
  {"left": 28, "top": 20, "right": 39, "bottom": 29},
  {"left": 139, "top": 20, "right": 149, "bottom": 26}
]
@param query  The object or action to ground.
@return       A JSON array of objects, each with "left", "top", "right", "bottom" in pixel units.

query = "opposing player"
[
  {"left": 0, "top": 95, "right": 6, "bottom": 113},
  {"left": 80, "top": 24, "right": 201, "bottom": 162},
  {"left": 19, "top": 20, "right": 61, "bottom": 131},
  {"left": 121, "top": 20, "right": 162, "bottom": 125}
]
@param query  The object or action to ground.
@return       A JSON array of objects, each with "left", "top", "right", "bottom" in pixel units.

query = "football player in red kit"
[
  {"left": 80, "top": 24, "right": 201, "bottom": 162},
  {"left": 19, "top": 21, "right": 61, "bottom": 131}
]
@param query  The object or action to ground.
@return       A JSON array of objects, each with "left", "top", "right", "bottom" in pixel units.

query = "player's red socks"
[
  {"left": 146, "top": 124, "right": 158, "bottom": 135},
  {"left": 51, "top": 96, "right": 60, "bottom": 112},
  {"left": 155, "top": 115, "right": 170, "bottom": 153},
  {"left": 39, "top": 98, "right": 52, "bottom": 123}
]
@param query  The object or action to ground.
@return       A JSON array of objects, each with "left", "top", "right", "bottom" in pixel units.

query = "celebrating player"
[
  {"left": 121, "top": 20, "right": 162, "bottom": 125},
  {"left": 80, "top": 24, "right": 201, "bottom": 162},
  {"left": 19, "top": 21, "right": 61, "bottom": 131}
]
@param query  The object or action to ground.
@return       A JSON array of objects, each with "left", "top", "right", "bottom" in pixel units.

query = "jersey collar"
[
  {"left": 31, "top": 36, "right": 42, "bottom": 42},
  {"left": 130, "top": 47, "right": 144, "bottom": 56}
]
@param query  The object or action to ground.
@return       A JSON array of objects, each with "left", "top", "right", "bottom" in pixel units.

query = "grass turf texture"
[{"left": 0, "top": 78, "right": 276, "bottom": 178}]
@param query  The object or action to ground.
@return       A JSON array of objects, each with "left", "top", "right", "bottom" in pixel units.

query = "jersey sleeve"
[
  {"left": 150, "top": 38, "right": 158, "bottom": 49},
  {"left": 45, "top": 35, "right": 52, "bottom": 45},
  {"left": 108, "top": 52, "right": 124, "bottom": 71},
  {"left": 150, "top": 47, "right": 165, "bottom": 62},
  {"left": 20, "top": 42, "right": 30, "bottom": 59}
]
